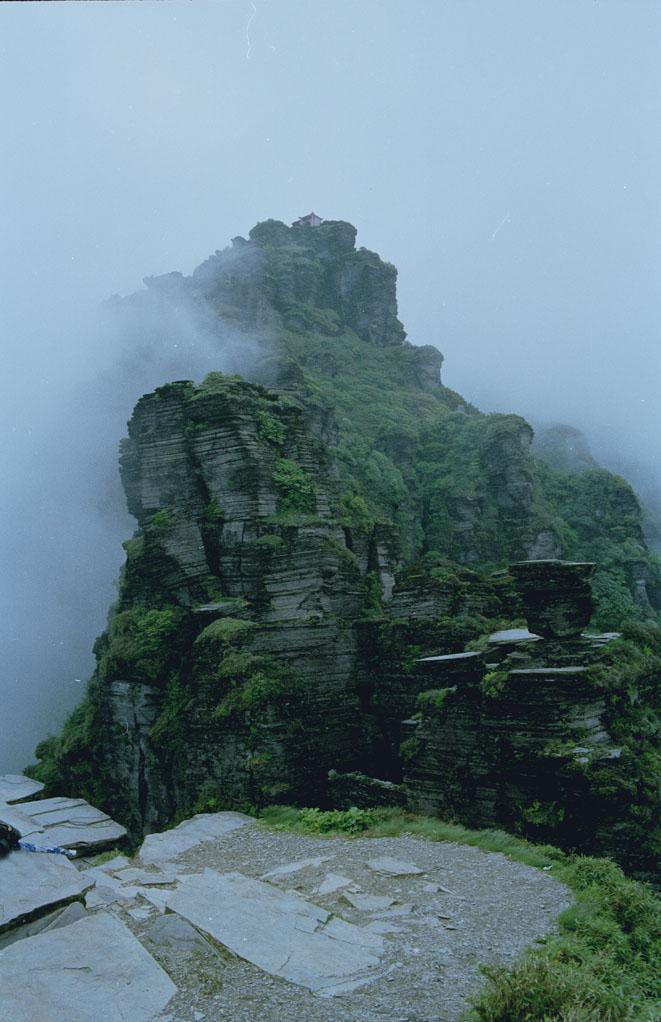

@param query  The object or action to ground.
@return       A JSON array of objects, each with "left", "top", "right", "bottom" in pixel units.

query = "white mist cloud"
[{"left": 0, "top": 268, "right": 269, "bottom": 772}]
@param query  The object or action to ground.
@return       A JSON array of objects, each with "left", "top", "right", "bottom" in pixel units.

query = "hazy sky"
[{"left": 1, "top": 0, "right": 660, "bottom": 770}]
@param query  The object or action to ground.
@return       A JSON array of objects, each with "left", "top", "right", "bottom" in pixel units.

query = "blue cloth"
[{"left": 18, "top": 839, "right": 76, "bottom": 857}]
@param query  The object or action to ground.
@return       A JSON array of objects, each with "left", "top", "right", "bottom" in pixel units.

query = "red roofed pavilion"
[{"left": 294, "top": 212, "right": 323, "bottom": 227}]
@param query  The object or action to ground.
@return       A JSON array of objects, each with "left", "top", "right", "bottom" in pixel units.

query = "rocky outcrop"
[
  {"left": 66, "top": 374, "right": 407, "bottom": 837},
  {"left": 478, "top": 416, "right": 534, "bottom": 513},
  {"left": 508, "top": 560, "right": 595, "bottom": 638},
  {"left": 400, "top": 563, "right": 657, "bottom": 873},
  {"left": 27, "top": 219, "right": 661, "bottom": 876},
  {"left": 189, "top": 218, "right": 407, "bottom": 348}
]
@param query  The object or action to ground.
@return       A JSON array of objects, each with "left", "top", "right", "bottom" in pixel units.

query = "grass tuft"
[{"left": 260, "top": 805, "right": 562, "bottom": 868}]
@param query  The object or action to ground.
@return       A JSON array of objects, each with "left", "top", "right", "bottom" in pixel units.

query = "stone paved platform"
[
  {"left": 165, "top": 868, "right": 384, "bottom": 996},
  {"left": 0, "top": 783, "right": 573, "bottom": 1022}
]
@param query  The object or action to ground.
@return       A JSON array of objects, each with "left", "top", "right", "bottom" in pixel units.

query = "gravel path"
[{"left": 110, "top": 820, "right": 572, "bottom": 1022}]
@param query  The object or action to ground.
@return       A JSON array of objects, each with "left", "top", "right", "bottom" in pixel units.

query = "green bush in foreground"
[
  {"left": 470, "top": 954, "right": 634, "bottom": 1022},
  {"left": 469, "top": 855, "right": 661, "bottom": 1022}
]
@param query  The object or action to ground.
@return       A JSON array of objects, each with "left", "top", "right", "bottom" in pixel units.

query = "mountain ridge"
[{"left": 27, "top": 220, "right": 661, "bottom": 877}]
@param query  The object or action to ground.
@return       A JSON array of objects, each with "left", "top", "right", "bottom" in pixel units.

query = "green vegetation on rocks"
[
  {"left": 583, "top": 621, "right": 661, "bottom": 874},
  {"left": 149, "top": 671, "right": 191, "bottom": 757},
  {"left": 255, "top": 408, "right": 286, "bottom": 448},
  {"left": 28, "top": 217, "right": 661, "bottom": 867},
  {"left": 211, "top": 653, "right": 304, "bottom": 725},
  {"left": 272, "top": 457, "right": 316, "bottom": 515},
  {"left": 417, "top": 687, "right": 456, "bottom": 716},
  {"left": 98, "top": 604, "right": 186, "bottom": 685},
  {"left": 194, "top": 617, "right": 255, "bottom": 648}
]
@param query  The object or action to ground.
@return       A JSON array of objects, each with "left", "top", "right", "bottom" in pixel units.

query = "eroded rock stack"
[
  {"left": 508, "top": 559, "right": 596, "bottom": 638},
  {"left": 401, "top": 560, "right": 635, "bottom": 863},
  {"left": 91, "top": 375, "right": 395, "bottom": 837}
]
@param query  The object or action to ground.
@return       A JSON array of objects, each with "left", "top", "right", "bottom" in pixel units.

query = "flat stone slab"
[
  {"left": 0, "top": 774, "right": 44, "bottom": 804},
  {"left": 85, "top": 885, "right": 131, "bottom": 910},
  {"left": 0, "top": 849, "right": 93, "bottom": 933},
  {"left": 261, "top": 856, "right": 333, "bottom": 879},
  {"left": 342, "top": 891, "right": 395, "bottom": 911},
  {"left": 139, "top": 888, "right": 169, "bottom": 913},
  {"left": 139, "top": 811, "right": 252, "bottom": 864},
  {"left": 417, "top": 651, "right": 482, "bottom": 663},
  {"left": 508, "top": 667, "right": 589, "bottom": 676},
  {"left": 366, "top": 856, "right": 424, "bottom": 876},
  {"left": 113, "top": 866, "right": 177, "bottom": 886},
  {"left": 7, "top": 796, "right": 127, "bottom": 852},
  {"left": 0, "top": 802, "right": 34, "bottom": 836},
  {"left": 488, "top": 628, "right": 540, "bottom": 643},
  {"left": 0, "top": 901, "right": 88, "bottom": 952},
  {"left": 0, "top": 912, "right": 176, "bottom": 1021},
  {"left": 165, "top": 869, "right": 384, "bottom": 996},
  {"left": 317, "top": 873, "right": 354, "bottom": 894},
  {"left": 87, "top": 854, "right": 131, "bottom": 873},
  {"left": 148, "top": 913, "right": 217, "bottom": 955}
]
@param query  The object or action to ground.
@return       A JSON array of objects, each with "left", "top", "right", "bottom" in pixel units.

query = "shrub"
[
  {"left": 417, "top": 687, "right": 455, "bottom": 717},
  {"left": 98, "top": 605, "right": 186, "bottom": 685},
  {"left": 203, "top": 498, "right": 224, "bottom": 529},
  {"left": 272, "top": 457, "right": 316, "bottom": 515},
  {"left": 479, "top": 669, "right": 507, "bottom": 699},
  {"left": 469, "top": 853, "right": 661, "bottom": 1021},
  {"left": 194, "top": 617, "right": 255, "bottom": 647},
  {"left": 255, "top": 409, "right": 286, "bottom": 448},
  {"left": 150, "top": 510, "right": 175, "bottom": 538},
  {"left": 262, "top": 805, "right": 388, "bottom": 835},
  {"left": 296, "top": 806, "right": 378, "bottom": 834},
  {"left": 149, "top": 672, "right": 191, "bottom": 756},
  {"left": 469, "top": 953, "right": 634, "bottom": 1022}
]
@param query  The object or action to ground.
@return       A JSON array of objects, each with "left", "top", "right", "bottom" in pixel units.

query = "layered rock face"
[
  {"left": 508, "top": 560, "right": 595, "bottom": 638},
  {"left": 93, "top": 372, "right": 511, "bottom": 839},
  {"left": 400, "top": 561, "right": 646, "bottom": 869},
  {"left": 91, "top": 375, "right": 392, "bottom": 837}
]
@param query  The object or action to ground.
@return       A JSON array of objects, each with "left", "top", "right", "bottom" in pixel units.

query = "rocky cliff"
[
  {"left": 401, "top": 566, "right": 661, "bottom": 881},
  {"left": 28, "top": 220, "right": 661, "bottom": 874}
]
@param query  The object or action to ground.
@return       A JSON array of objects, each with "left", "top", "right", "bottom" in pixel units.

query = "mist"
[
  {"left": 1, "top": 0, "right": 659, "bottom": 771},
  {"left": 1, "top": 267, "right": 267, "bottom": 772}
]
